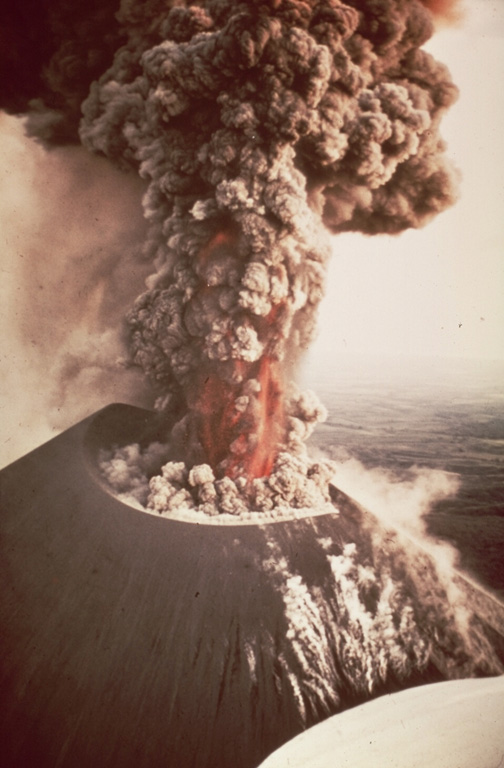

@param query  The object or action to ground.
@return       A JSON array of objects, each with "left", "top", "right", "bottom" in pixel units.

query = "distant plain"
[{"left": 303, "top": 357, "right": 504, "bottom": 597}]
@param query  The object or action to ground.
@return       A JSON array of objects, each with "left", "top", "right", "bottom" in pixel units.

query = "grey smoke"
[
  {"left": 75, "top": 0, "right": 459, "bottom": 483},
  {"left": 1, "top": 0, "right": 459, "bottom": 489}
]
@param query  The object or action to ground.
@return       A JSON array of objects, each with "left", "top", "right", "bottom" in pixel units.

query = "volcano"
[{"left": 1, "top": 403, "right": 503, "bottom": 768}]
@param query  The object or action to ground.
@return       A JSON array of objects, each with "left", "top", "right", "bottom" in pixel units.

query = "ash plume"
[
  {"left": 6, "top": 3, "right": 503, "bottom": 755},
  {"left": 2, "top": 0, "right": 459, "bottom": 494}
]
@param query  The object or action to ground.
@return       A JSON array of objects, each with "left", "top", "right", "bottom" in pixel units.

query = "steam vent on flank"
[{"left": 1, "top": 405, "right": 504, "bottom": 768}]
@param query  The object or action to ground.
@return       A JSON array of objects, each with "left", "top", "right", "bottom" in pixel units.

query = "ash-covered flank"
[{"left": 1, "top": 404, "right": 503, "bottom": 768}]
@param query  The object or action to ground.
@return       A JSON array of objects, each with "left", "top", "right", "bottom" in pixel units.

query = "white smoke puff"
[
  {"left": 241, "top": 378, "right": 261, "bottom": 396},
  {"left": 215, "top": 476, "right": 248, "bottom": 516},
  {"left": 200, "top": 501, "right": 220, "bottom": 517},
  {"left": 171, "top": 347, "right": 196, "bottom": 377},
  {"left": 327, "top": 453, "right": 459, "bottom": 540},
  {"left": 202, "top": 336, "right": 227, "bottom": 363},
  {"left": 243, "top": 639, "right": 258, "bottom": 686},
  {"left": 284, "top": 416, "right": 314, "bottom": 454},
  {"left": 267, "top": 451, "right": 335, "bottom": 510},
  {"left": 99, "top": 443, "right": 145, "bottom": 493},
  {"left": 347, "top": 83, "right": 433, "bottom": 189},
  {"left": 98, "top": 440, "right": 171, "bottom": 505},
  {"left": 153, "top": 392, "right": 175, "bottom": 412},
  {"left": 147, "top": 476, "right": 177, "bottom": 511},
  {"left": 220, "top": 99, "right": 259, "bottom": 136},
  {"left": 229, "top": 322, "right": 264, "bottom": 362},
  {"left": 235, "top": 476, "right": 248, "bottom": 493},
  {"left": 269, "top": 264, "right": 289, "bottom": 302},
  {"left": 239, "top": 262, "right": 273, "bottom": 316},
  {"left": 308, "top": 460, "right": 338, "bottom": 490},
  {"left": 198, "top": 482, "right": 218, "bottom": 505},
  {"left": 237, "top": 290, "right": 272, "bottom": 318},
  {"left": 289, "top": 388, "right": 328, "bottom": 425},
  {"left": 215, "top": 178, "right": 257, "bottom": 211},
  {"left": 233, "top": 395, "right": 249, "bottom": 414},
  {"left": 160, "top": 461, "right": 188, "bottom": 485},
  {"left": 281, "top": 570, "right": 338, "bottom": 707},
  {"left": 147, "top": 462, "right": 196, "bottom": 513},
  {"left": 268, "top": 453, "right": 306, "bottom": 498},
  {"left": 284, "top": 388, "right": 329, "bottom": 453},
  {"left": 148, "top": 482, "right": 194, "bottom": 514},
  {"left": 250, "top": 478, "right": 275, "bottom": 512},
  {"left": 188, "top": 464, "right": 215, "bottom": 487},
  {"left": 292, "top": 477, "right": 329, "bottom": 509},
  {"left": 189, "top": 198, "right": 214, "bottom": 221}
]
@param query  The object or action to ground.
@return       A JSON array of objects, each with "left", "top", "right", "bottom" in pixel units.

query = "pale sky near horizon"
[{"left": 310, "top": 0, "right": 504, "bottom": 365}]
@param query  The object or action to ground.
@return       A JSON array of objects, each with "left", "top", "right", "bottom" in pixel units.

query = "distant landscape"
[{"left": 302, "top": 356, "right": 504, "bottom": 597}]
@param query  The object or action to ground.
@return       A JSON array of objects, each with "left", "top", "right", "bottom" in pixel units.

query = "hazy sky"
[{"left": 311, "top": 0, "right": 504, "bottom": 363}]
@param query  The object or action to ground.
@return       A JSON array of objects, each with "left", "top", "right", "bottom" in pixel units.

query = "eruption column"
[
  {"left": 1, "top": 0, "right": 459, "bottom": 496},
  {"left": 76, "top": 0, "right": 459, "bottom": 489},
  {"left": 184, "top": 227, "right": 287, "bottom": 479}
]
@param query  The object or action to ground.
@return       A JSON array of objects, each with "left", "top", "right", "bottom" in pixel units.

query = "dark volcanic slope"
[{"left": 1, "top": 405, "right": 503, "bottom": 768}]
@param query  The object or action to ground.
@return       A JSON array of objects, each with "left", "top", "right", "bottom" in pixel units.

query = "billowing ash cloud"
[{"left": 2, "top": 0, "right": 459, "bottom": 501}]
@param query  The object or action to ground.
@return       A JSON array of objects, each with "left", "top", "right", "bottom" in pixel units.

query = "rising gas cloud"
[{"left": 2, "top": 0, "right": 460, "bottom": 507}]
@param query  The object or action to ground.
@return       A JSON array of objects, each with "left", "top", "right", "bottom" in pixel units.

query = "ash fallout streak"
[{"left": 2, "top": 0, "right": 458, "bottom": 506}]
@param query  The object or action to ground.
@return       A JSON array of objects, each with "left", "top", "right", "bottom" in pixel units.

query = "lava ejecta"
[{"left": 3, "top": 1, "right": 459, "bottom": 494}]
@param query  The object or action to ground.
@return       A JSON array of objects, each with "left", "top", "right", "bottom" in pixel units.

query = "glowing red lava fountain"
[{"left": 191, "top": 230, "right": 286, "bottom": 480}]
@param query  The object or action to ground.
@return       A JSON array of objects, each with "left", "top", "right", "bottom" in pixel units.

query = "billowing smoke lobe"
[{"left": 2, "top": 0, "right": 459, "bottom": 498}]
